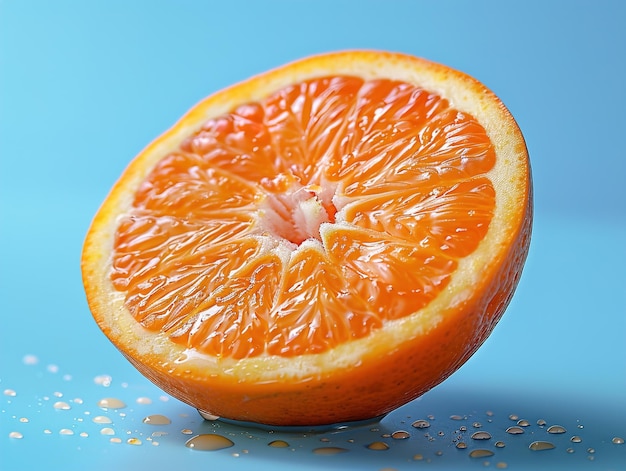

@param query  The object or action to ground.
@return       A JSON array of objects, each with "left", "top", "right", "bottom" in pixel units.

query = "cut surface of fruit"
[{"left": 82, "top": 50, "right": 532, "bottom": 426}]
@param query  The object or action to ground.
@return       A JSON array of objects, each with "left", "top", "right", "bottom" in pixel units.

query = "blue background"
[{"left": 1, "top": 1, "right": 625, "bottom": 470}]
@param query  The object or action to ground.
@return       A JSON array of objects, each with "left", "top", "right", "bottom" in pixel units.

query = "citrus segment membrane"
[{"left": 111, "top": 76, "right": 497, "bottom": 359}]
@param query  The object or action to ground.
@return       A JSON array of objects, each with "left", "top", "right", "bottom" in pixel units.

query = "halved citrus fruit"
[{"left": 82, "top": 50, "right": 532, "bottom": 426}]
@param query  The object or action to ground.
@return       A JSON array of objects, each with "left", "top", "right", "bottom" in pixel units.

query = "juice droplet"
[
  {"left": 547, "top": 425, "right": 566, "bottom": 434},
  {"left": 93, "top": 416, "right": 112, "bottom": 424},
  {"left": 613, "top": 437, "right": 625, "bottom": 445},
  {"left": 127, "top": 438, "right": 142, "bottom": 446},
  {"left": 506, "top": 426, "right": 524, "bottom": 435},
  {"left": 53, "top": 401, "right": 71, "bottom": 410},
  {"left": 456, "top": 442, "right": 467, "bottom": 449},
  {"left": 143, "top": 414, "right": 171, "bottom": 425},
  {"left": 97, "top": 398, "right": 126, "bottom": 409},
  {"left": 4, "top": 389, "right": 16, "bottom": 397},
  {"left": 100, "top": 427, "right": 115, "bottom": 435},
  {"left": 268, "top": 440, "right": 290, "bottom": 448},
  {"left": 495, "top": 441, "right": 506, "bottom": 448},
  {"left": 9, "top": 431, "right": 23, "bottom": 439},
  {"left": 529, "top": 441, "right": 555, "bottom": 451},
  {"left": 570, "top": 435, "right": 582, "bottom": 443},
  {"left": 412, "top": 419, "right": 430, "bottom": 429},
  {"left": 471, "top": 431, "right": 492, "bottom": 440},
  {"left": 391, "top": 430, "right": 410, "bottom": 440},
  {"left": 198, "top": 409, "right": 220, "bottom": 421},
  {"left": 469, "top": 449, "right": 494, "bottom": 458},
  {"left": 185, "top": 434, "right": 234, "bottom": 451},
  {"left": 367, "top": 441, "right": 390, "bottom": 450},
  {"left": 516, "top": 419, "right": 530, "bottom": 427},
  {"left": 313, "top": 447, "right": 348, "bottom": 455}
]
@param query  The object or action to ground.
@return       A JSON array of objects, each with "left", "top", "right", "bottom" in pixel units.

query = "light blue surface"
[{"left": 1, "top": 1, "right": 625, "bottom": 470}]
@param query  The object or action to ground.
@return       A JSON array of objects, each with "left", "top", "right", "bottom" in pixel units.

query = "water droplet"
[
  {"left": 366, "top": 441, "right": 389, "bottom": 450},
  {"left": 471, "top": 431, "right": 492, "bottom": 440},
  {"left": 413, "top": 454, "right": 424, "bottom": 460},
  {"left": 612, "top": 437, "right": 624, "bottom": 445},
  {"left": 136, "top": 397, "right": 152, "bottom": 405},
  {"left": 391, "top": 430, "right": 410, "bottom": 440},
  {"left": 435, "top": 450, "right": 443, "bottom": 456},
  {"left": 110, "top": 437, "right": 122, "bottom": 444},
  {"left": 185, "top": 434, "right": 234, "bottom": 451},
  {"left": 19, "top": 417, "right": 29, "bottom": 423},
  {"left": 495, "top": 441, "right": 506, "bottom": 448},
  {"left": 496, "top": 462, "right": 508, "bottom": 469},
  {"left": 459, "top": 425, "right": 467, "bottom": 432},
  {"left": 143, "top": 414, "right": 171, "bottom": 425},
  {"left": 313, "top": 447, "right": 348, "bottom": 455},
  {"left": 97, "top": 398, "right": 126, "bottom": 409},
  {"left": 59, "top": 429, "right": 74, "bottom": 435},
  {"left": 53, "top": 401, "right": 71, "bottom": 410},
  {"left": 508, "top": 414, "right": 519, "bottom": 421},
  {"left": 437, "top": 431, "right": 445, "bottom": 436},
  {"left": 570, "top": 435, "right": 582, "bottom": 443},
  {"left": 94, "top": 375, "right": 112, "bottom": 387},
  {"left": 47, "top": 364, "right": 59, "bottom": 373},
  {"left": 469, "top": 449, "right": 494, "bottom": 458},
  {"left": 450, "top": 415, "right": 464, "bottom": 420},
  {"left": 53, "top": 391, "right": 63, "bottom": 398},
  {"left": 537, "top": 419, "right": 547, "bottom": 426},
  {"left": 412, "top": 419, "right": 430, "bottom": 429},
  {"left": 100, "top": 427, "right": 115, "bottom": 435},
  {"left": 22, "top": 354, "right": 39, "bottom": 365},
  {"left": 3, "top": 389, "right": 16, "bottom": 397},
  {"left": 566, "top": 447, "right": 575, "bottom": 453},
  {"left": 9, "top": 431, "right": 23, "bottom": 439},
  {"left": 93, "top": 416, "right": 112, "bottom": 424},
  {"left": 473, "top": 422, "right": 482, "bottom": 428},
  {"left": 505, "top": 426, "right": 524, "bottom": 435},
  {"left": 127, "top": 438, "right": 142, "bottom": 446},
  {"left": 456, "top": 442, "right": 467, "bottom": 449},
  {"left": 587, "top": 447, "right": 595, "bottom": 454},
  {"left": 73, "top": 398, "right": 83, "bottom": 405},
  {"left": 516, "top": 419, "right": 530, "bottom": 427},
  {"left": 79, "top": 432, "right": 88, "bottom": 437},
  {"left": 547, "top": 425, "right": 566, "bottom": 434},
  {"left": 529, "top": 441, "right": 555, "bottom": 451},
  {"left": 268, "top": 440, "right": 289, "bottom": 448},
  {"left": 198, "top": 409, "right": 220, "bottom": 421},
  {"left": 43, "top": 429, "right": 52, "bottom": 434}
]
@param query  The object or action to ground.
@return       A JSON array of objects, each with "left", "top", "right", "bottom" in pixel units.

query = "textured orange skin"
[{"left": 83, "top": 50, "right": 532, "bottom": 426}]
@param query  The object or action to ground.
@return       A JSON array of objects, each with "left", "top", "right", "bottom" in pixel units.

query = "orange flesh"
[{"left": 111, "top": 76, "right": 496, "bottom": 359}]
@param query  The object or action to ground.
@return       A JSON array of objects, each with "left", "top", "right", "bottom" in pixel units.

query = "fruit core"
[{"left": 261, "top": 178, "right": 338, "bottom": 245}]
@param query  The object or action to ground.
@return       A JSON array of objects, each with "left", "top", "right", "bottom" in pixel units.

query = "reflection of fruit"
[{"left": 82, "top": 50, "right": 532, "bottom": 426}]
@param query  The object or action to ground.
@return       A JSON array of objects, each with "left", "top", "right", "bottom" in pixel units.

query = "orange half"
[{"left": 82, "top": 50, "right": 532, "bottom": 426}]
